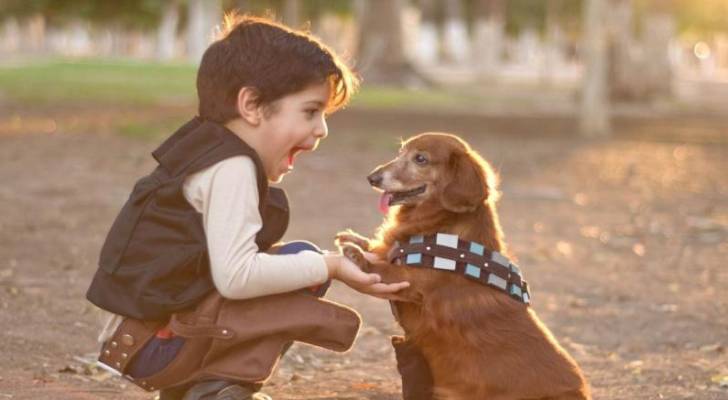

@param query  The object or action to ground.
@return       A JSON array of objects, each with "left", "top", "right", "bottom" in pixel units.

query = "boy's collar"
[{"left": 153, "top": 117, "right": 266, "bottom": 182}]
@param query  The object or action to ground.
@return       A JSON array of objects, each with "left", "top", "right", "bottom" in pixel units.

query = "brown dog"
[{"left": 337, "top": 133, "right": 590, "bottom": 400}]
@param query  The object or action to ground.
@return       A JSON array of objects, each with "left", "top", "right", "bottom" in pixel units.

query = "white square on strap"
[
  {"left": 435, "top": 233, "right": 459, "bottom": 248},
  {"left": 406, "top": 253, "right": 422, "bottom": 265},
  {"left": 487, "top": 274, "right": 508, "bottom": 290},
  {"left": 409, "top": 235, "right": 424, "bottom": 244},
  {"left": 465, "top": 264, "right": 481, "bottom": 278},
  {"left": 490, "top": 251, "right": 509, "bottom": 267},
  {"left": 433, "top": 256, "right": 456, "bottom": 270}
]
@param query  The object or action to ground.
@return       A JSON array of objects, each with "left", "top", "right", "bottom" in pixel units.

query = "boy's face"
[{"left": 257, "top": 82, "right": 330, "bottom": 183}]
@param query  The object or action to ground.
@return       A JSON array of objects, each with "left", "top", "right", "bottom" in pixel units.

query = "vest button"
[{"left": 121, "top": 334, "right": 135, "bottom": 346}]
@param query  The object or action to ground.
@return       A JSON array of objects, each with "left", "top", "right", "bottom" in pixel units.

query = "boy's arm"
[
  {"left": 184, "top": 156, "right": 329, "bottom": 299},
  {"left": 185, "top": 155, "right": 408, "bottom": 300}
]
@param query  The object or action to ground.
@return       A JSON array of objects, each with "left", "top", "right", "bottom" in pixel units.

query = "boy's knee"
[{"left": 271, "top": 241, "right": 329, "bottom": 297}]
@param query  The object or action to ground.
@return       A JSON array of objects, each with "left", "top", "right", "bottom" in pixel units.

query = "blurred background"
[
  {"left": 1, "top": 1, "right": 727, "bottom": 399},
  {"left": 0, "top": 0, "right": 727, "bottom": 137}
]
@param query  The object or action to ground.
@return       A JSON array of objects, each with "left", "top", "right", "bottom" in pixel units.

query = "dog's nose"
[{"left": 367, "top": 172, "right": 383, "bottom": 187}]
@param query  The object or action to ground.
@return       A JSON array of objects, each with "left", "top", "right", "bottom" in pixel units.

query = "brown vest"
[{"left": 86, "top": 117, "right": 289, "bottom": 319}]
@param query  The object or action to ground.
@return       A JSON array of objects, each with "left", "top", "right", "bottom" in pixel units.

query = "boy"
[{"left": 86, "top": 14, "right": 413, "bottom": 400}]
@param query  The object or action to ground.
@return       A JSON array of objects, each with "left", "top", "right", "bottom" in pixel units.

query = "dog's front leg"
[
  {"left": 339, "top": 242, "right": 372, "bottom": 272},
  {"left": 335, "top": 229, "right": 372, "bottom": 251},
  {"left": 341, "top": 243, "right": 422, "bottom": 303}
]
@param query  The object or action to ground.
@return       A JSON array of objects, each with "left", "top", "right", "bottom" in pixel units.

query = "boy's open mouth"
[
  {"left": 379, "top": 185, "right": 427, "bottom": 213},
  {"left": 287, "top": 147, "right": 307, "bottom": 168}
]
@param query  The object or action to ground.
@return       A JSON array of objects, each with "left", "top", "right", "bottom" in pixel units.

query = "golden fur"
[{"left": 338, "top": 133, "right": 590, "bottom": 400}]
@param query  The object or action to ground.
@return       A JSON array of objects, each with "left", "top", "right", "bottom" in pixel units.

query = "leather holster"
[{"left": 98, "top": 290, "right": 361, "bottom": 392}]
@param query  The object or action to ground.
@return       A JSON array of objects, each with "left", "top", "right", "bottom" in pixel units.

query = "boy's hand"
[{"left": 324, "top": 252, "right": 410, "bottom": 300}]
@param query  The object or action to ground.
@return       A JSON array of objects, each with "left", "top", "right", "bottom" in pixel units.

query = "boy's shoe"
[
  {"left": 177, "top": 380, "right": 271, "bottom": 400},
  {"left": 215, "top": 385, "right": 271, "bottom": 400}
]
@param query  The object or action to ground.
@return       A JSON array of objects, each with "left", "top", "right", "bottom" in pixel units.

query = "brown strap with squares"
[{"left": 387, "top": 233, "right": 531, "bottom": 304}]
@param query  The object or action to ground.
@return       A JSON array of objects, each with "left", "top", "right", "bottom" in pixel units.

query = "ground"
[{"left": 0, "top": 104, "right": 726, "bottom": 400}]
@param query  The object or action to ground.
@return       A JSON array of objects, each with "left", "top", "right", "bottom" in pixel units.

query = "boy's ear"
[{"left": 236, "top": 87, "right": 263, "bottom": 126}]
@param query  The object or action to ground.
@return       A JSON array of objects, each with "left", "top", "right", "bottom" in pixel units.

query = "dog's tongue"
[{"left": 379, "top": 192, "right": 392, "bottom": 214}]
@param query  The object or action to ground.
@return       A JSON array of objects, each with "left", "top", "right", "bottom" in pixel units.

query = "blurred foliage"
[
  {"left": 425, "top": 0, "right": 581, "bottom": 37},
  {"left": 0, "top": 0, "right": 353, "bottom": 30},
  {"left": 0, "top": 0, "right": 166, "bottom": 30},
  {"left": 504, "top": 0, "right": 582, "bottom": 36},
  {"left": 0, "top": 0, "right": 725, "bottom": 37},
  {"left": 674, "top": 0, "right": 728, "bottom": 37},
  {"left": 226, "top": 0, "right": 352, "bottom": 18}
]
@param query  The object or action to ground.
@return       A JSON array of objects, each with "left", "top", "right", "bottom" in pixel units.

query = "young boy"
[{"left": 86, "top": 14, "right": 413, "bottom": 400}]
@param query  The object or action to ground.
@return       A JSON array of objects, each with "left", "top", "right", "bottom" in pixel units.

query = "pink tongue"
[{"left": 379, "top": 193, "right": 392, "bottom": 214}]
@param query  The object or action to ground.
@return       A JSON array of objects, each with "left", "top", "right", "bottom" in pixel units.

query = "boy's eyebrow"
[{"left": 304, "top": 100, "right": 325, "bottom": 107}]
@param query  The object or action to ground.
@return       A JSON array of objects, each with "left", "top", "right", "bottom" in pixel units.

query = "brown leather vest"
[{"left": 86, "top": 117, "right": 289, "bottom": 320}]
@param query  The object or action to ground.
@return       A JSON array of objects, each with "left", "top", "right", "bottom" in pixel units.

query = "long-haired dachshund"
[{"left": 337, "top": 133, "right": 590, "bottom": 400}]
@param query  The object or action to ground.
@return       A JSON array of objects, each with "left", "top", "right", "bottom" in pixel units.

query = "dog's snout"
[{"left": 367, "top": 172, "right": 383, "bottom": 187}]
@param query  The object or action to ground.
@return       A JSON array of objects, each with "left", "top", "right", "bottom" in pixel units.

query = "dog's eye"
[{"left": 413, "top": 154, "right": 428, "bottom": 165}]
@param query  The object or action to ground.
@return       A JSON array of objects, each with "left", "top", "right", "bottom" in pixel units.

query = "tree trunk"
[
  {"left": 187, "top": 0, "right": 222, "bottom": 63},
  {"left": 27, "top": 14, "right": 46, "bottom": 54},
  {"left": 414, "top": 0, "right": 439, "bottom": 66},
  {"left": 157, "top": 0, "right": 180, "bottom": 61},
  {"left": 1, "top": 18, "right": 20, "bottom": 54},
  {"left": 542, "top": 0, "right": 564, "bottom": 85},
  {"left": 442, "top": 0, "right": 469, "bottom": 64},
  {"left": 607, "top": 0, "right": 675, "bottom": 101},
  {"left": 607, "top": 0, "right": 639, "bottom": 100},
  {"left": 356, "top": 0, "right": 423, "bottom": 85},
  {"left": 580, "top": 0, "right": 611, "bottom": 137},
  {"left": 473, "top": 0, "right": 505, "bottom": 80},
  {"left": 642, "top": 6, "right": 675, "bottom": 98}
]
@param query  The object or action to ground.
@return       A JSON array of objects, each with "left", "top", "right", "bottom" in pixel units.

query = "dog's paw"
[
  {"left": 341, "top": 243, "right": 371, "bottom": 272},
  {"left": 335, "top": 229, "right": 371, "bottom": 251}
]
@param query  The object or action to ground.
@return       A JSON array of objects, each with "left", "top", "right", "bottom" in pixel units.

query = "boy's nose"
[{"left": 314, "top": 119, "right": 328, "bottom": 139}]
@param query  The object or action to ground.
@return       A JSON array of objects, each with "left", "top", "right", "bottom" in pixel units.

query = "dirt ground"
[{"left": 0, "top": 106, "right": 726, "bottom": 399}]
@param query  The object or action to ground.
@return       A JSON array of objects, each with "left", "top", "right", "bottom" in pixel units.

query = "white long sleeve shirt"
[{"left": 97, "top": 155, "right": 329, "bottom": 342}]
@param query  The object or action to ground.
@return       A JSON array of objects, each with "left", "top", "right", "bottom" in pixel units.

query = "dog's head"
[{"left": 368, "top": 133, "right": 497, "bottom": 213}]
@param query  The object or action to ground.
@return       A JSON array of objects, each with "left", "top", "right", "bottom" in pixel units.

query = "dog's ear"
[{"left": 440, "top": 151, "right": 487, "bottom": 213}]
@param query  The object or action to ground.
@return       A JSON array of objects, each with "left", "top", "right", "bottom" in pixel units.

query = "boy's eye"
[
  {"left": 304, "top": 109, "right": 319, "bottom": 118},
  {"left": 413, "top": 154, "right": 428, "bottom": 165}
]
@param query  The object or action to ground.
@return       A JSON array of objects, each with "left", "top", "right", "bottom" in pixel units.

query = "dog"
[{"left": 337, "top": 133, "right": 590, "bottom": 400}]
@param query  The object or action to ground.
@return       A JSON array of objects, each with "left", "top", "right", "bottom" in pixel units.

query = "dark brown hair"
[{"left": 197, "top": 13, "right": 359, "bottom": 123}]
